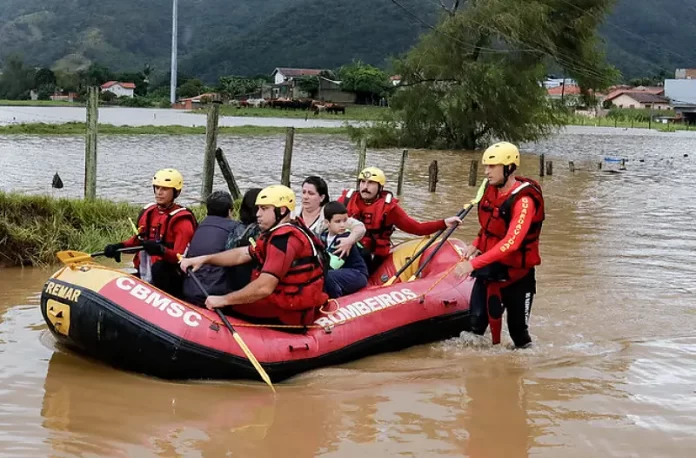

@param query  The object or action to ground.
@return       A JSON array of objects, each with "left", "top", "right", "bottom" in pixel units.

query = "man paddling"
[
  {"left": 338, "top": 167, "right": 461, "bottom": 274},
  {"left": 456, "top": 142, "right": 545, "bottom": 348},
  {"left": 179, "top": 184, "right": 328, "bottom": 327},
  {"left": 103, "top": 168, "right": 197, "bottom": 297}
]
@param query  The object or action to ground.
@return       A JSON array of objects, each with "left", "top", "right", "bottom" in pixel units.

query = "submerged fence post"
[
  {"left": 201, "top": 101, "right": 221, "bottom": 199},
  {"left": 281, "top": 127, "right": 295, "bottom": 187},
  {"left": 569, "top": 161, "right": 575, "bottom": 173},
  {"left": 84, "top": 86, "right": 98, "bottom": 200},
  {"left": 428, "top": 160, "right": 438, "bottom": 192},
  {"left": 468, "top": 160, "right": 478, "bottom": 186},
  {"left": 357, "top": 137, "right": 367, "bottom": 175},
  {"left": 539, "top": 154, "right": 545, "bottom": 177},
  {"left": 396, "top": 149, "right": 408, "bottom": 196},
  {"left": 215, "top": 148, "right": 241, "bottom": 201},
  {"left": 546, "top": 161, "right": 553, "bottom": 176}
]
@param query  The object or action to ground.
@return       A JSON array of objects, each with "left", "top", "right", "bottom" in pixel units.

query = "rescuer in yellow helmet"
[
  {"left": 337, "top": 166, "right": 462, "bottom": 273},
  {"left": 180, "top": 184, "right": 328, "bottom": 327},
  {"left": 456, "top": 141, "right": 546, "bottom": 349},
  {"left": 104, "top": 168, "right": 197, "bottom": 297}
]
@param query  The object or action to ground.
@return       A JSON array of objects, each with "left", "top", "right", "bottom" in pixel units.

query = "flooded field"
[
  {"left": 0, "top": 105, "right": 356, "bottom": 128},
  {"left": 1, "top": 126, "right": 695, "bottom": 456}
]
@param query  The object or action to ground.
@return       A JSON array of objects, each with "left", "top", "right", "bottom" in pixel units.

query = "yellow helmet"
[
  {"left": 152, "top": 168, "right": 184, "bottom": 191},
  {"left": 358, "top": 167, "right": 386, "bottom": 186},
  {"left": 255, "top": 185, "right": 296, "bottom": 212},
  {"left": 482, "top": 142, "right": 520, "bottom": 167}
]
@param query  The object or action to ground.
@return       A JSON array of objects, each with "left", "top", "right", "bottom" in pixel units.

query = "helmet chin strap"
[
  {"left": 498, "top": 164, "right": 517, "bottom": 188},
  {"left": 273, "top": 207, "right": 289, "bottom": 226}
]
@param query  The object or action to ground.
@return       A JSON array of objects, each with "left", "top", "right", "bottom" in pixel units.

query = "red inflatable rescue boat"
[{"left": 40, "top": 238, "right": 475, "bottom": 382}]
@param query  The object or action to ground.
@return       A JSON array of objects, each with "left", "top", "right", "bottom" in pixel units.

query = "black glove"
[
  {"left": 142, "top": 240, "right": 166, "bottom": 256},
  {"left": 103, "top": 243, "right": 125, "bottom": 262}
]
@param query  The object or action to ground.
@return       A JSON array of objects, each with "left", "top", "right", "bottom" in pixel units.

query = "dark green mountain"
[{"left": 0, "top": 0, "right": 694, "bottom": 81}]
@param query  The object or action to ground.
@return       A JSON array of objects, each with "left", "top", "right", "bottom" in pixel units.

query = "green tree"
[
  {"left": 34, "top": 68, "right": 57, "bottom": 87},
  {"left": 218, "top": 75, "right": 264, "bottom": 99},
  {"left": 295, "top": 76, "right": 319, "bottom": 98},
  {"left": 339, "top": 60, "right": 391, "bottom": 104},
  {"left": 0, "top": 55, "right": 35, "bottom": 100},
  {"left": 177, "top": 78, "right": 206, "bottom": 98},
  {"left": 364, "top": 0, "right": 618, "bottom": 150}
]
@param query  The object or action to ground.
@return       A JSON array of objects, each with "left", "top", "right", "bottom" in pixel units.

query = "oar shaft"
[
  {"left": 386, "top": 205, "right": 470, "bottom": 284},
  {"left": 186, "top": 268, "right": 276, "bottom": 393},
  {"left": 412, "top": 203, "right": 476, "bottom": 279},
  {"left": 91, "top": 246, "right": 143, "bottom": 257},
  {"left": 188, "top": 273, "right": 239, "bottom": 334}
]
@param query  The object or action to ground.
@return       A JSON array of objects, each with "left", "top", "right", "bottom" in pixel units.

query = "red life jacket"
[
  {"left": 133, "top": 202, "right": 197, "bottom": 269},
  {"left": 239, "top": 220, "right": 328, "bottom": 325},
  {"left": 338, "top": 189, "right": 398, "bottom": 257},
  {"left": 477, "top": 177, "right": 545, "bottom": 269}
]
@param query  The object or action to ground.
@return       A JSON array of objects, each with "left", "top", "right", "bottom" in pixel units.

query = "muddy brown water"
[{"left": 1, "top": 126, "right": 696, "bottom": 456}]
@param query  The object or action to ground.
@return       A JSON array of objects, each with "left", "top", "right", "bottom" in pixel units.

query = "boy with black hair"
[{"left": 321, "top": 201, "right": 369, "bottom": 298}]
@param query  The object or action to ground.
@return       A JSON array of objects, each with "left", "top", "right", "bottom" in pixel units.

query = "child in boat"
[{"left": 320, "top": 201, "right": 369, "bottom": 298}]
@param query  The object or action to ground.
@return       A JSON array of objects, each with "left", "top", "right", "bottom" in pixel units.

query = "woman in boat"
[{"left": 296, "top": 176, "right": 366, "bottom": 258}]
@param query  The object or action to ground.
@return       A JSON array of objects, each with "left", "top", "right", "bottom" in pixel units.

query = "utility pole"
[{"left": 170, "top": 0, "right": 178, "bottom": 105}]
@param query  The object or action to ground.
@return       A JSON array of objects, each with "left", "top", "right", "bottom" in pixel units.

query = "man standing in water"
[{"left": 456, "top": 142, "right": 545, "bottom": 348}]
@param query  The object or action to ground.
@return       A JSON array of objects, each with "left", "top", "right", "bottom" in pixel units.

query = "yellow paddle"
[
  {"left": 383, "top": 179, "right": 488, "bottom": 286},
  {"left": 185, "top": 267, "right": 276, "bottom": 393}
]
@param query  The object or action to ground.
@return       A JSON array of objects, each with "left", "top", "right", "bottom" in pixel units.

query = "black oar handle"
[
  {"left": 388, "top": 204, "right": 471, "bottom": 282},
  {"left": 412, "top": 203, "right": 476, "bottom": 279},
  {"left": 186, "top": 267, "right": 239, "bottom": 336},
  {"left": 91, "top": 246, "right": 144, "bottom": 257}
]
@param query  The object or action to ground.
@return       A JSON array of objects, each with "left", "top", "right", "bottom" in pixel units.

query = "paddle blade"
[
  {"left": 233, "top": 332, "right": 276, "bottom": 394},
  {"left": 56, "top": 250, "right": 92, "bottom": 265},
  {"left": 472, "top": 178, "right": 488, "bottom": 204},
  {"left": 383, "top": 277, "right": 396, "bottom": 286}
]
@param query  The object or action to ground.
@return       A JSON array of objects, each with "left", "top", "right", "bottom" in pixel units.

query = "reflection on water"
[{"left": 0, "top": 127, "right": 695, "bottom": 456}]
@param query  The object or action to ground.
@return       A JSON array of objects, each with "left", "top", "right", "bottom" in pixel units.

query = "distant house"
[
  {"left": 675, "top": 68, "right": 696, "bottom": 80},
  {"left": 266, "top": 67, "right": 355, "bottom": 103},
  {"left": 49, "top": 92, "right": 79, "bottom": 102},
  {"left": 664, "top": 79, "right": 696, "bottom": 123},
  {"left": 100, "top": 81, "right": 136, "bottom": 98},
  {"left": 172, "top": 93, "right": 220, "bottom": 110},
  {"left": 390, "top": 75, "right": 402, "bottom": 86},
  {"left": 271, "top": 67, "right": 326, "bottom": 85},
  {"left": 605, "top": 91, "right": 671, "bottom": 110}
]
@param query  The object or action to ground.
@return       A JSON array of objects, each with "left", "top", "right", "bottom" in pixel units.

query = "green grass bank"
[
  {"left": 0, "top": 122, "right": 350, "bottom": 136},
  {"left": 0, "top": 192, "right": 209, "bottom": 268},
  {"left": 217, "top": 105, "right": 387, "bottom": 121}
]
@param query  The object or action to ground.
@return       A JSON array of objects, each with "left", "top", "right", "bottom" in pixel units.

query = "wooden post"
[
  {"left": 598, "top": 161, "right": 602, "bottom": 170},
  {"left": 357, "top": 137, "right": 367, "bottom": 175},
  {"left": 545, "top": 160, "right": 553, "bottom": 176},
  {"left": 468, "top": 160, "right": 478, "bottom": 186},
  {"left": 84, "top": 86, "right": 98, "bottom": 200},
  {"left": 281, "top": 127, "right": 295, "bottom": 187},
  {"left": 428, "top": 160, "right": 438, "bottom": 192},
  {"left": 539, "top": 154, "right": 545, "bottom": 177},
  {"left": 396, "top": 149, "right": 408, "bottom": 196},
  {"left": 215, "top": 148, "right": 242, "bottom": 200},
  {"left": 201, "top": 102, "right": 221, "bottom": 199},
  {"left": 569, "top": 161, "right": 575, "bottom": 173}
]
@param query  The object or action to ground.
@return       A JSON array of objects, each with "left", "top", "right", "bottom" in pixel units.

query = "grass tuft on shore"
[
  {"left": 0, "top": 192, "right": 211, "bottom": 267},
  {"left": 0, "top": 122, "right": 350, "bottom": 136}
]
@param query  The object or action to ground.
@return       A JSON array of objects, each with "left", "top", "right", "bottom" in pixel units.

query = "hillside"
[{"left": 1, "top": 0, "right": 695, "bottom": 81}]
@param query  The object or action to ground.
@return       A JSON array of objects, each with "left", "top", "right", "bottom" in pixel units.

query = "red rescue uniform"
[
  {"left": 122, "top": 202, "right": 197, "bottom": 271},
  {"left": 468, "top": 177, "right": 544, "bottom": 347},
  {"left": 231, "top": 221, "right": 328, "bottom": 326},
  {"left": 338, "top": 189, "right": 446, "bottom": 258}
]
